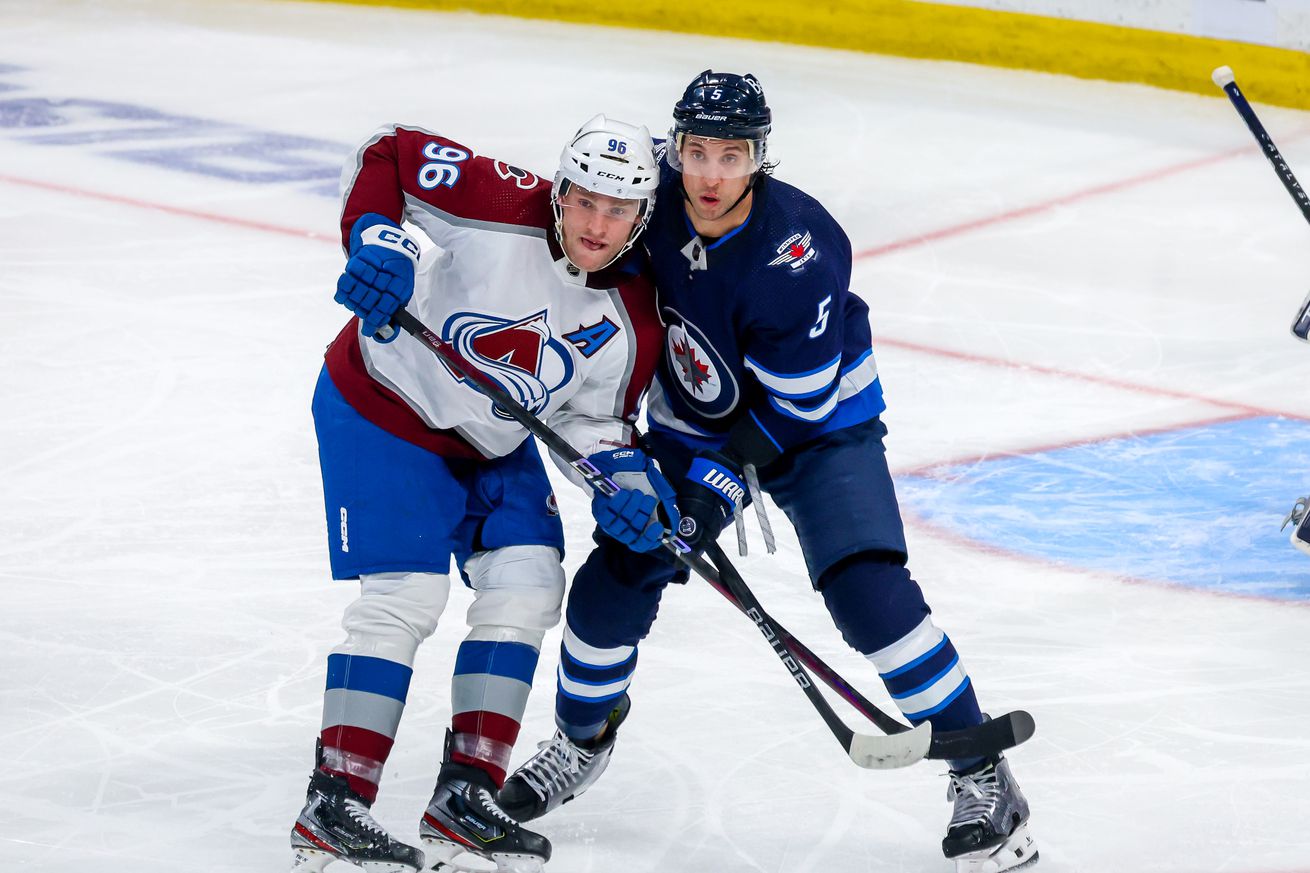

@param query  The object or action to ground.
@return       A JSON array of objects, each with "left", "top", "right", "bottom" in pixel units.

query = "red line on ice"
[
  {"left": 876, "top": 335, "right": 1309, "bottom": 421},
  {"left": 0, "top": 173, "right": 336, "bottom": 243},
  {"left": 852, "top": 143, "right": 1267, "bottom": 261}
]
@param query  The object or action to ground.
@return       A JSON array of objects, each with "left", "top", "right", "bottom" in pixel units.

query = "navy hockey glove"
[
  {"left": 588, "top": 448, "right": 680, "bottom": 553},
  {"left": 335, "top": 213, "right": 420, "bottom": 342},
  {"left": 676, "top": 452, "right": 746, "bottom": 550}
]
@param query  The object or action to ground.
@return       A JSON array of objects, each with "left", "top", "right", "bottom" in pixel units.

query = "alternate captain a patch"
[
  {"left": 661, "top": 306, "right": 738, "bottom": 418},
  {"left": 768, "top": 230, "right": 817, "bottom": 273},
  {"left": 564, "top": 316, "right": 619, "bottom": 358}
]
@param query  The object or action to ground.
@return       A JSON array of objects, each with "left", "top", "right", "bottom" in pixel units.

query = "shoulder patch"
[
  {"left": 767, "top": 230, "right": 817, "bottom": 272},
  {"left": 494, "top": 160, "right": 540, "bottom": 190}
]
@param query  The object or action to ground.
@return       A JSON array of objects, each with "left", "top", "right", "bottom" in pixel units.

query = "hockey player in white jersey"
[{"left": 288, "top": 116, "right": 673, "bottom": 873}]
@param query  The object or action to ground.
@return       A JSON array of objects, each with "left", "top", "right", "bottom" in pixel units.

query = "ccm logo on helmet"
[{"left": 596, "top": 170, "right": 626, "bottom": 180}]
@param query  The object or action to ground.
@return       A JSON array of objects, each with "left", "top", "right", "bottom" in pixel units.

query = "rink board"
[{"left": 901, "top": 416, "right": 1310, "bottom": 600}]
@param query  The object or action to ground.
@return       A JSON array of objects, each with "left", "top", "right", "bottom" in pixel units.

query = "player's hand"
[
  {"left": 674, "top": 452, "right": 746, "bottom": 551},
  {"left": 588, "top": 448, "right": 680, "bottom": 553},
  {"left": 335, "top": 213, "right": 420, "bottom": 342}
]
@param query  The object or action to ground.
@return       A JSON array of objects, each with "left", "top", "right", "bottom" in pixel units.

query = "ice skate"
[
  {"left": 499, "top": 694, "right": 630, "bottom": 822},
  {"left": 290, "top": 768, "right": 424, "bottom": 873},
  {"left": 1282, "top": 496, "right": 1310, "bottom": 557},
  {"left": 942, "top": 758, "right": 1038, "bottom": 873},
  {"left": 419, "top": 761, "right": 551, "bottom": 873}
]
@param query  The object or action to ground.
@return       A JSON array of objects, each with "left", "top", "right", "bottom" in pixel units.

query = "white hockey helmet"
[{"left": 552, "top": 114, "right": 659, "bottom": 272}]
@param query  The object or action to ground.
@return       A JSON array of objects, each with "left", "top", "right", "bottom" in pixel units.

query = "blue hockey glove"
[
  {"left": 588, "top": 448, "right": 680, "bottom": 553},
  {"left": 335, "top": 213, "right": 420, "bottom": 342},
  {"left": 675, "top": 452, "right": 746, "bottom": 550}
]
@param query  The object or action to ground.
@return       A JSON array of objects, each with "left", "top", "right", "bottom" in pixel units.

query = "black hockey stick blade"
[
  {"left": 849, "top": 721, "right": 933, "bottom": 769},
  {"left": 926, "top": 710, "right": 1036, "bottom": 761}
]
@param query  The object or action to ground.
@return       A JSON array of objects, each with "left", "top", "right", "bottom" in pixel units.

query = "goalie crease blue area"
[{"left": 898, "top": 416, "right": 1310, "bottom": 601}]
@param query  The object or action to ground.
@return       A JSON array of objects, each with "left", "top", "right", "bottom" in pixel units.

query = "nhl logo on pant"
[{"left": 678, "top": 516, "right": 699, "bottom": 538}]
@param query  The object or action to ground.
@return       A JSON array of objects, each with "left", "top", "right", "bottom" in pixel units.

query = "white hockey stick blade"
[
  {"left": 848, "top": 721, "right": 934, "bottom": 769},
  {"left": 1292, "top": 290, "right": 1310, "bottom": 342}
]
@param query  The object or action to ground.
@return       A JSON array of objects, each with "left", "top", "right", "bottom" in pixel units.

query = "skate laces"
[
  {"left": 475, "top": 787, "right": 518, "bottom": 826},
  {"left": 517, "top": 732, "right": 592, "bottom": 800},
  {"left": 947, "top": 765, "right": 1002, "bottom": 829},
  {"left": 342, "top": 796, "right": 389, "bottom": 840}
]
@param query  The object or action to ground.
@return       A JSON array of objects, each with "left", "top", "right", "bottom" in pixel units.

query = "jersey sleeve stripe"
[
  {"left": 745, "top": 352, "right": 842, "bottom": 399},
  {"left": 614, "top": 277, "right": 663, "bottom": 422},
  {"left": 768, "top": 388, "right": 841, "bottom": 423},
  {"left": 404, "top": 192, "right": 547, "bottom": 239},
  {"left": 339, "top": 125, "right": 405, "bottom": 251}
]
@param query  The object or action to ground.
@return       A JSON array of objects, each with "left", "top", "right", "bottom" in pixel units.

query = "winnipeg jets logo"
[
  {"left": 441, "top": 310, "right": 574, "bottom": 419},
  {"left": 671, "top": 334, "right": 712, "bottom": 394},
  {"left": 661, "top": 307, "right": 738, "bottom": 418},
  {"left": 768, "top": 230, "right": 816, "bottom": 271}
]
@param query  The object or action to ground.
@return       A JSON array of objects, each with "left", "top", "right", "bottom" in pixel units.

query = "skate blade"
[
  {"left": 292, "top": 847, "right": 422, "bottom": 873},
  {"left": 421, "top": 836, "right": 545, "bottom": 873},
  {"left": 292, "top": 848, "right": 335, "bottom": 873},
  {"left": 953, "top": 822, "right": 1039, "bottom": 873}
]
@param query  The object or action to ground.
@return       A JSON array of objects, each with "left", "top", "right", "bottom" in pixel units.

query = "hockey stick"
[
  {"left": 1212, "top": 66, "right": 1310, "bottom": 342},
  {"left": 702, "top": 543, "right": 1035, "bottom": 764},
  {"left": 381, "top": 308, "right": 1032, "bottom": 764}
]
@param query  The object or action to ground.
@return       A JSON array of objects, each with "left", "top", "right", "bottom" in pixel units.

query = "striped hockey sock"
[
  {"left": 319, "top": 653, "right": 414, "bottom": 803},
  {"left": 866, "top": 616, "right": 986, "bottom": 769},
  {"left": 448, "top": 629, "right": 542, "bottom": 787},
  {"left": 554, "top": 624, "right": 637, "bottom": 741}
]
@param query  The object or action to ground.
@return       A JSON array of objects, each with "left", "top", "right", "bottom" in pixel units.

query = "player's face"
[
  {"left": 557, "top": 183, "right": 642, "bottom": 272},
  {"left": 678, "top": 137, "right": 753, "bottom": 223}
]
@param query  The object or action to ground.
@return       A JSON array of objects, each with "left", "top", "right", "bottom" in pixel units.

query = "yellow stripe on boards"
[{"left": 297, "top": 0, "right": 1310, "bottom": 110}]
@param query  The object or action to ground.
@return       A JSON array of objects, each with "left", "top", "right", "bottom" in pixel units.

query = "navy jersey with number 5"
[{"left": 644, "top": 162, "right": 884, "bottom": 450}]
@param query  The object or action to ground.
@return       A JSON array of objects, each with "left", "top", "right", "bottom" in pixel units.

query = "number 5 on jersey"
[{"left": 809, "top": 295, "right": 832, "bottom": 338}]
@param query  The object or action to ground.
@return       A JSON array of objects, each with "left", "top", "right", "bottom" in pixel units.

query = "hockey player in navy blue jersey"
[{"left": 500, "top": 72, "right": 1038, "bottom": 873}]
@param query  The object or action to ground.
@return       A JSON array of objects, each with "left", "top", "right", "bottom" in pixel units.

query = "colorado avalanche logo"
[
  {"left": 442, "top": 310, "right": 574, "bottom": 419},
  {"left": 661, "top": 306, "right": 738, "bottom": 418}
]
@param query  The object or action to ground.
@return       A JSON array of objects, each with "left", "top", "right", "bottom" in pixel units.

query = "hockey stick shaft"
[
  {"left": 1213, "top": 68, "right": 1310, "bottom": 224},
  {"left": 703, "top": 542, "right": 931, "bottom": 768},
  {"left": 383, "top": 308, "right": 929, "bottom": 767},
  {"left": 1212, "top": 66, "right": 1310, "bottom": 341}
]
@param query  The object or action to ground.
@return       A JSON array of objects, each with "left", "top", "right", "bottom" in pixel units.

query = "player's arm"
[
  {"left": 675, "top": 267, "right": 848, "bottom": 548},
  {"left": 334, "top": 125, "right": 545, "bottom": 339},
  {"left": 547, "top": 279, "right": 677, "bottom": 553}
]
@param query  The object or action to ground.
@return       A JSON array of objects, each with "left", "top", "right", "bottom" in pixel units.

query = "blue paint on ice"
[{"left": 898, "top": 416, "right": 1310, "bottom": 600}]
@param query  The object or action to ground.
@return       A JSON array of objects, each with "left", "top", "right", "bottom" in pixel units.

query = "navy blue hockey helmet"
[
  {"left": 668, "top": 70, "right": 771, "bottom": 179},
  {"left": 672, "top": 70, "right": 771, "bottom": 139}
]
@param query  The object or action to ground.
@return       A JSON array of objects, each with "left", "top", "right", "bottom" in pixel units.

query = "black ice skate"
[
  {"left": 1283, "top": 496, "right": 1310, "bottom": 557},
  {"left": 290, "top": 768, "right": 425, "bottom": 873},
  {"left": 419, "top": 758, "right": 551, "bottom": 873},
  {"left": 499, "top": 694, "right": 630, "bottom": 822},
  {"left": 943, "top": 758, "right": 1038, "bottom": 873}
]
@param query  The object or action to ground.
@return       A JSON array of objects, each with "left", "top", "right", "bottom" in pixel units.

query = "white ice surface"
[{"left": 2, "top": 2, "right": 1310, "bottom": 872}]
